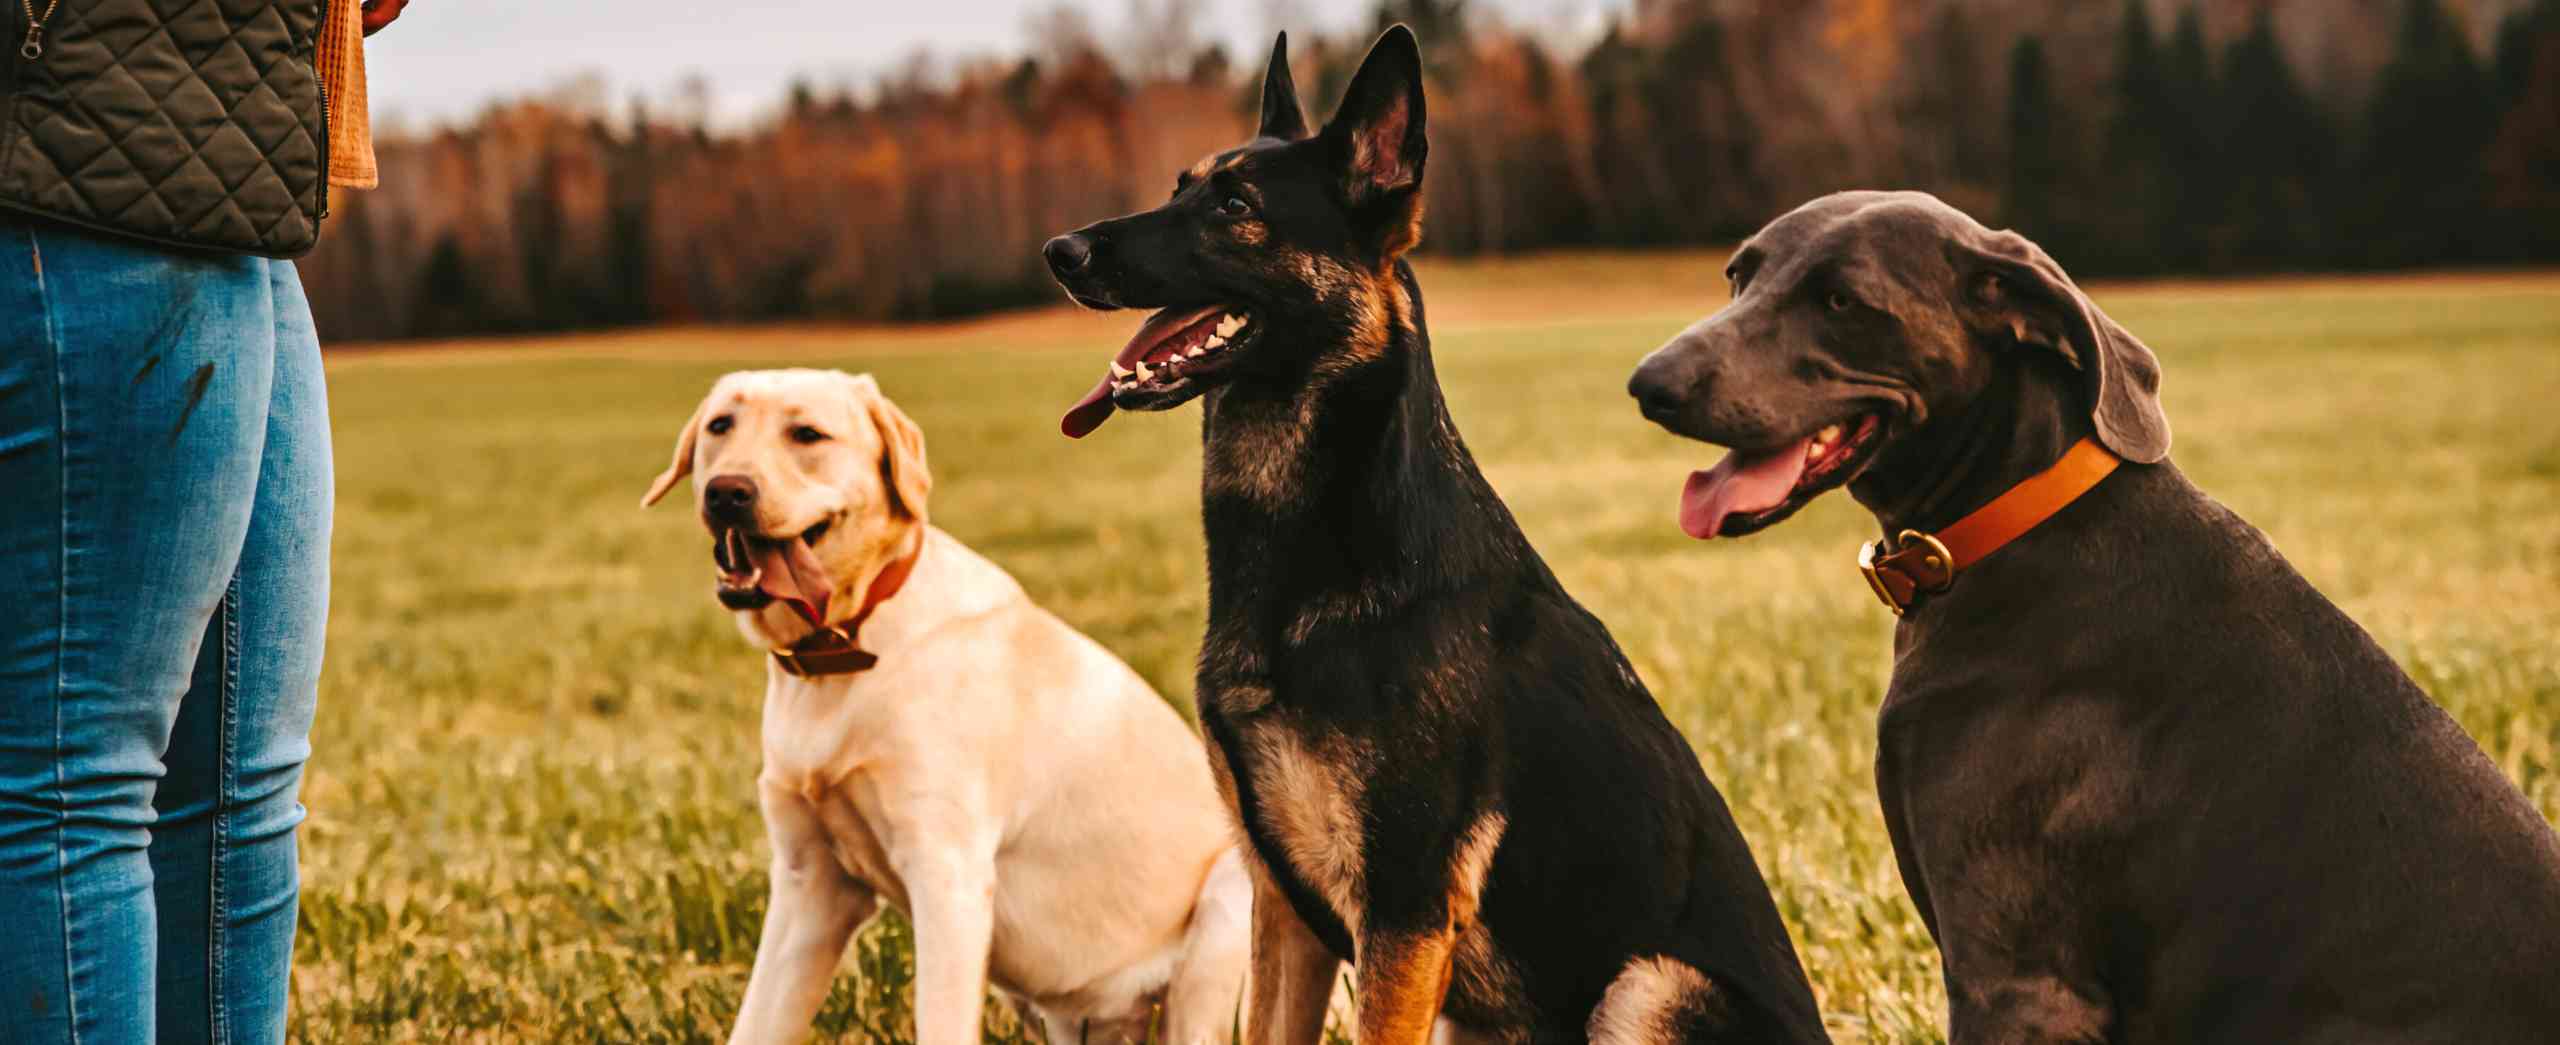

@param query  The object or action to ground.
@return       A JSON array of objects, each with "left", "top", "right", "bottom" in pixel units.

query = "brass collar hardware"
[
  {"left": 1856, "top": 438, "right": 2121, "bottom": 614},
  {"left": 768, "top": 535, "right": 922, "bottom": 678},
  {"left": 1860, "top": 531, "right": 1954, "bottom": 617}
]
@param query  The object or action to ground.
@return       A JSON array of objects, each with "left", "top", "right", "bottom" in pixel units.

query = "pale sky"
[{"left": 365, "top": 0, "right": 1630, "bottom": 132}]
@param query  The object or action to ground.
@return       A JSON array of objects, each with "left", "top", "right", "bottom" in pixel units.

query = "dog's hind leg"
[
  {"left": 1161, "top": 847, "right": 1254, "bottom": 1044},
  {"left": 1242, "top": 861, "right": 1339, "bottom": 1045}
]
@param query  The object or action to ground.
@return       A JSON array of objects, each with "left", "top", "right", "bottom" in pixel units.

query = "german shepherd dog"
[{"left": 1040, "top": 28, "right": 1827, "bottom": 1045}]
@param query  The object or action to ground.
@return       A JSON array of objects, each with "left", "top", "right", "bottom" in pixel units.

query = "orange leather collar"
[
  {"left": 1858, "top": 438, "right": 2119, "bottom": 615},
  {"left": 771, "top": 535, "right": 922, "bottom": 678}
]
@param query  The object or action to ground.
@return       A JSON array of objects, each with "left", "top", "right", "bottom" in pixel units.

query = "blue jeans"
[{"left": 0, "top": 218, "right": 330, "bottom": 1044}]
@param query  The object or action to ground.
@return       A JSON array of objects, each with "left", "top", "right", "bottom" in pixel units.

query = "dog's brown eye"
[
  {"left": 705, "top": 415, "right": 732, "bottom": 436},
  {"left": 1217, "top": 196, "right": 1252, "bottom": 218},
  {"left": 1827, "top": 291, "right": 1854, "bottom": 313},
  {"left": 791, "top": 426, "right": 828, "bottom": 444}
]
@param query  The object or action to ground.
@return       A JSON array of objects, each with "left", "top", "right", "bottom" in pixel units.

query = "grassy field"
[{"left": 290, "top": 254, "right": 2560, "bottom": 1042}]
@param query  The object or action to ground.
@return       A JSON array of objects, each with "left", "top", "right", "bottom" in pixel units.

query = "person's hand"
[{"left": 362, "top": 0, "right": 408, "bottom": 36}]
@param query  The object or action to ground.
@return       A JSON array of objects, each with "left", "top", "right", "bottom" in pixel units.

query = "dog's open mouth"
[
  {"left": 1060, "top": 305, "right": 1256, "bottom": 438},
  {"left": 1680, "top": 413, "right": 1887, "bottom": 539},
  {"left": 711, "top": 518, "right": 836, "bottom": 623}
]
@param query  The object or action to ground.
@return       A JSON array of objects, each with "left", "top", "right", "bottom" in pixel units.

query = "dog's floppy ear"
[
  {"left": 1258, "top": 32, "right": 1309, "bottom": 141},
  {"left": 849, "top": 374, "right": 933, "bottom": 521},
  {"left": 1321, "top": 25, "right": 1427, "bottom": 254},
  {"left": 640, "top": 393, "right": 712, "bottom": 508},
  {"left": 1963, "top": 230, "right": 2172, "bottom": 463}
]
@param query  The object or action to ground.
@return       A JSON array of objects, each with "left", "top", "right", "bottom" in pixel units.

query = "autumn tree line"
[{"left": 299, "top": 0, "right": 2560, "bottom": 342}]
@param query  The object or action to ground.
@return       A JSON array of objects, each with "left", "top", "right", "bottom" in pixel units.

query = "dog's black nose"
[
  {"left": 703, "top": 475, "right": 758, "bottom": 522},
  {"left": 1628, "top": 360, "right": 1688, "bottom": 423},
  {"left": 1043, "top": 234, "right": 1094, "bottom": 278}
]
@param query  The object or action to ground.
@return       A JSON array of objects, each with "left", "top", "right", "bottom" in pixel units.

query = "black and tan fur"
[{"left": 1042, "top": 28, "right": 1827, "bottom": 1045}]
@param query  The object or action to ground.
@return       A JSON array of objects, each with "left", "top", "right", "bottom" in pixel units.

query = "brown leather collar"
[
  {"left": 770, "top": 535, "right": 923, "bottom": 678},
  {"left": 1858, "top": 437, "right": 2119, "bottom": 615}
]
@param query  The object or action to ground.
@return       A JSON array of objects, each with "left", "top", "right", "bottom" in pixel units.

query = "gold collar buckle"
[
  {"left": 1848, "top": 438, "right": 2124, "bottom": 617},
  {"left": 1894, "top": 530, "right": 1956, "bottom": 593},
  {"left": 1859, "top": 529, "right": 1957, "bottom": 616}
]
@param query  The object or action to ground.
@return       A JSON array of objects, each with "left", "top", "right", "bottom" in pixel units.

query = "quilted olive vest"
[{"left": 1, "top": 0, "right": 329, "bottom": 258}]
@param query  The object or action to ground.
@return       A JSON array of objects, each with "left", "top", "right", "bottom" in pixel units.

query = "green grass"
[{"left": 290, "top": 260, "right": 2560, "bottom": 1041}]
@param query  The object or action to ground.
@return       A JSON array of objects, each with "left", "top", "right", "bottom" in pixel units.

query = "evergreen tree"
[
  {"left": 418, "top": 235, "right": 481, "bottom": 339},
  {"left": 2219, "top": 9, "right": 2337, "bottom": 270},
  {"left": 1938, "top": 7, "right": 1998, "bottom": 193},
  {"left": 1654, "top": 16, "right": 1763, "bottom": 240},
  {"left": 2487, "top": 1, "right": 2560, "bottom": 259},
  {"left": 2007, "top": 36, "right": 2068, "bottom": 250},
  {"left": 605, "top": 121, "right": 656, "bottom": 326},
  {"left": 1899, "top": 4, "right": 1998, "bottom": 204},
  {"left": 1582, "top": 14, "right": 1760, "bottom": 243},
  {"left": 2494, "top": 0, "right": 2558, "bottom": 103},
  {"left": 2355, "top": 0, "right": 2500, "bottom": 267},
  {"left": 513, "top": 173, "right": 565, "bottom": 330},
  {"left": 2161, "top": 5, "right": 2221, "bottom": 270},
  {"left": 2101, "top": 0, "right": 2171, "bottom": 274},
  {"left": 1577, "top": 24, "right": 1654, "bottom": 242}
]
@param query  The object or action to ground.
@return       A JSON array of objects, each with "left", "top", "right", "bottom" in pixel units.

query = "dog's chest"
[
  {"left": 761, "top": 716, "right": 911, "bottom": 906},
  {"left": 1209, "top": 708, "right": 1371, "bottom": 944},
  {"left": 1212, "top": 712, "right": 1540, "bottom": 1035},
  {"left": 772, "top": 774, "right": 902, "bottom": 904}
]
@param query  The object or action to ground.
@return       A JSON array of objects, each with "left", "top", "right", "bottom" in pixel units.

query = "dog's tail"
[{"left": 1589, "top": 954, "right": 1818, "bottom": 1043}]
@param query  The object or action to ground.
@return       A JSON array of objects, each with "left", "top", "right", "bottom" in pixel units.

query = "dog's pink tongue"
[
  {"left": 1058, "top": 305, "right": 1225, "bottom": 439},
  {"left": 751, "top": 538, "right": 834, "bottom": 624},
  {"left": 1680, "top": 441, "right": 1812, "bottom": 540},
  {"left": 1061, "top": 379, "right": 1116, "bottom": 438}
]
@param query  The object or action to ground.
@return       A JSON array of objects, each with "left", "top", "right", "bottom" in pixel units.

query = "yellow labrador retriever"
[{"left": 642, "top": 369, "right": 1250, "bottom": 1045}]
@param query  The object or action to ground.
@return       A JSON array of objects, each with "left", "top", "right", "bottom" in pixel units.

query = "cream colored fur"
[
  {"left": 646, "top": 370, "right": 1249, "bottom": 1045},
  {"left": 1588, "top": 956, "right": 1717, "bottom": 1045}
]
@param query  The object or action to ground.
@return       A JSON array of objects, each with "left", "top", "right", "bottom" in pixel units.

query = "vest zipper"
[
  {"left": 315, "top": 65, "right": 331, "bottom": 217},
  {"left": 20, "top": 0, "right": 62, "bottom": 60},
  {"left": 311, "top": 0, "right": 331, "bottom": 219}
]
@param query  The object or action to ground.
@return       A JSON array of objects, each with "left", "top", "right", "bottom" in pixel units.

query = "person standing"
[{"left": 0, "top": 0, "right": 406, "bottom": 1040}]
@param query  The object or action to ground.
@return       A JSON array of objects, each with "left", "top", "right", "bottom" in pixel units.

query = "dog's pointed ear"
[
  {"left": 1258, "top": 32, "right": 1309, "bottom": 141},
  {"left": 641, "top": 393, "right": 713, "bottom": 508},
  {"left": 1321, "top": 24, "right": 1428, "bottom": 252},
  {"left": 1965, "top": 230, "right": 2172, "bottom": 463},
  {"left": 850, "top": 374, "right": 933, "bottom": 522}
]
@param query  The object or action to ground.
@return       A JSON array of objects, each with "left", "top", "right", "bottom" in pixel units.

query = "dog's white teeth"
[
  {"left": 1187, "top": 345, "right": 1208, "bottom": 358},
  {"left": 1819, "top": 424, "right": 1843, "bottom": 442},
  {"left": 1202, "top": 334, "right": 1225, "bottom": 350},
  {"left": 1217, "top": 315, "right": 1245, "bottom": 338},
  {"left": 1110, "top": 361, "right": 1132, "bottom": 379},
  {"left": 1135, "top": 360, "right": 1154, "bottom": 382}
]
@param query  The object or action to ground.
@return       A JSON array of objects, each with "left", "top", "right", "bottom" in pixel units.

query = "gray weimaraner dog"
[{"left": 1628, "top": 190, "right": 2560, "bottom": 1043}]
